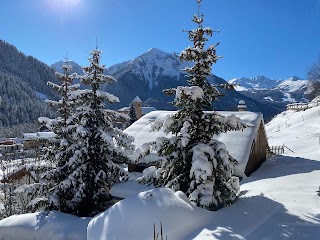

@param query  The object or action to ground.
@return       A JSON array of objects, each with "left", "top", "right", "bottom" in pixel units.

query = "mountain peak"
[
  {"left": 254, "top": 75, "right": 271, "bottom": 81},
  {"left": 146, "top": 48, "right": 167, "bottom": 54},
  {"left": 107, "top": 48, "right": 192, "bottom": 90},
  {"left": 286, "top": 76, "right": 301, "bottom": 81},
  {"left": 140, "top": 48, "right": 175, "bottom": 60},
  {"left": 51, "top": 60, "right": 83, "bottom": 75}
]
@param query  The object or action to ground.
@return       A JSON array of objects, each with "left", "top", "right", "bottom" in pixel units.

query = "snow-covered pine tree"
[
  {"left": 23, "top": 62, "right": 80, "bottom": 213},
  {"left": 65, "top": 48, "right": 134, "bottom": 216},
  {"left": 39, "top": 63, "right": 81, "bottom": 213},
  {"left": 128, "top": 102, "right": 137, "bottom": 125},
  {"left": 138, "top": 0, "right": 246, "bottom": 210}
]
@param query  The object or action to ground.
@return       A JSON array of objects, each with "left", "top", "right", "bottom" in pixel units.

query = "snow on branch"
[{"left": 175, "top": 86, "right": 204, "bottom": 101}]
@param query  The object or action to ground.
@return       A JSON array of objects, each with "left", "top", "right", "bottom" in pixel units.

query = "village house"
[
  {"left": 124, "top": 108, "right": 269, "bottom": 178},
  {"left": 23, "top": 132, "right": 56, "bottom": 150},
  {"left": 0, "top": 166, "right": 33, "bottom": 184},
  {"left": 0, "top": 140, "right": 23, "bottom": 155}
]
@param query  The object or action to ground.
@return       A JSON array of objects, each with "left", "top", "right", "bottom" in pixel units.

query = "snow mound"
[
  {"left": 87, "top": 188, "right": 210, "bottom": 240},
  {"left": 0, "top": 211, "right": 90, "bottom": 240},
  {"left": 109, "top": 181, "right": 154, "bottom": 199}
]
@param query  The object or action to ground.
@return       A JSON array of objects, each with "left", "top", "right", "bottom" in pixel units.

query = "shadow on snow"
[
  {"left": 243, "top": 155, "right": 320, "bottom": 184},
  {"left": 187, "top": 194, "right": 320, "bottom": 240}
]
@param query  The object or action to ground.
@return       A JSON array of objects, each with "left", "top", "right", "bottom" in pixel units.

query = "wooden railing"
[
  {"left": 267, "top": 145, "right": 294, "bottom": 158},
  {"left": 267, "top": 146, "right": 284, "bottom": 158}
]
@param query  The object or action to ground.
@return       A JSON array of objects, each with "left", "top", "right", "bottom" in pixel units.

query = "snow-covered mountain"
[
  {"left": 228, "top": 76, "right": 282, "bottom": 91},
  {"left": 228, "top": 76, "right": 312, "bottom": 110},
  {"left": 273, "top": 76, "right": 311, "bottom": 93},
  {"left": 52, "top": 48, "right": 281, "bottom": 120},
  {"left": 107, "top": 48, "right": 193, "bottom": 90},
  {"left": 106, "top": 49, "right": 282, "bottom": 120}
]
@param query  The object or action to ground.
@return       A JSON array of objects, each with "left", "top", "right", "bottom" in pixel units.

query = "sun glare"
[{"left": 46, "top": 0, "right": 82, "bottom": 12}]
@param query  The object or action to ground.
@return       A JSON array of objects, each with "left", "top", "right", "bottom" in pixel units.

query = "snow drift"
[
  {"left": 87, "top": 188, "right": 210, "bottom": 240},
  {"left": 0, "top": 211, "right": 90, "bottom": 240}
]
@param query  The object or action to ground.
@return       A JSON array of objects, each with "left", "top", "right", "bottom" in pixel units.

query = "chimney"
[{"left": 237, "top": 100, "right": 247, "bottom": 111}]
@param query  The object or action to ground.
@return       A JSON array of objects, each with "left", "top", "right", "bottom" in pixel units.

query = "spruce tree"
[
  {"left": 23, "top": 62, "right": 80, "bottom": 213},
  {"left": 40, "top": 63, "right": 80, "bottom": 213},
  {"left": 138, "top": 0, "right": 246, "bottom": 210},
  {"left": 65, "top": 49, "right": 134, "bottom": 216}
]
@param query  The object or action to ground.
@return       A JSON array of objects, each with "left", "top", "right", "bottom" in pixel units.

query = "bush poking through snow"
[{"left": 153, "top": 221, "right": 168, "bottom": 240}]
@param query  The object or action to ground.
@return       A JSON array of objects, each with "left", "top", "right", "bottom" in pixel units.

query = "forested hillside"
[{"left": 0, "top": 40, "right": 57, "bottom": 133}]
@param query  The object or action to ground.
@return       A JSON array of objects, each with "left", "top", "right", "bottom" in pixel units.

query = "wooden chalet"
[
  {"left": 124, "top": 110, "right": 269, "bottom": 178},
  {"left": 0, "top": 140, "right": 23, "bottom": 155}
]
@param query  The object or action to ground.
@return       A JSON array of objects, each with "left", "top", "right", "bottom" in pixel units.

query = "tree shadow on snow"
[
  {"left": 243, "top": 155, "right": 320, "bottom": 184},
  {"left": 187, "top": 194, "right": 320, "bottom": 240}
]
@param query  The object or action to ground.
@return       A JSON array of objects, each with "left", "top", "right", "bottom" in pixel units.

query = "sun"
[
  {"left": 46, "top": 0, "right": 82, "bottom": 11},
  {"left": 63, "top": 0, "right": 81, "bottom": 7}
]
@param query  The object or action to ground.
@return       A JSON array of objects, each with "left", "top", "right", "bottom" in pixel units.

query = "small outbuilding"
[{"left": 125, "top": 110, "right": 269, "bottom": 178}]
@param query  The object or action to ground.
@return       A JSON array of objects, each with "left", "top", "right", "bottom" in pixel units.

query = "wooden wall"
[{"left": 244, "top": 120, "right": 269, "bottom": 176}]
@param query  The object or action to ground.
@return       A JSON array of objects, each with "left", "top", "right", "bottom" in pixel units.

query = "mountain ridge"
[
  {"left": 52, "top": 48, "right": 282, "bottom": 121},
  {"left": 227, "top": 75, "right": 311, "bottom": 111}
]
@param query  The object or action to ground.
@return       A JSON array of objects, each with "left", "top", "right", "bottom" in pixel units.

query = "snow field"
[{"left": 1, "top": 106, "right": 320, "bottom": 239}]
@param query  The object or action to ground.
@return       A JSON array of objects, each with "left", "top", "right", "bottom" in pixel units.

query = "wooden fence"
[
  {"left": 267, "top": 146, "right": 284, "bottom": 158},
  {"left": 267, "top": 145, "right": 294, "bottom": 158}
]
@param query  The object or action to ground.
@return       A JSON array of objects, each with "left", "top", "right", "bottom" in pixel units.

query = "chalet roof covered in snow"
[
  {"left": 217, "top": 111, "right": 263, "bottom": 176},
  {"left": 124, "top": 110, "right": 264, "bottom": 177}
]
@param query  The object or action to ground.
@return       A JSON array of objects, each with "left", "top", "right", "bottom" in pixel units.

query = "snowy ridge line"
[{"left": 267, "top": 107, "right": 320, "bottom": 135}]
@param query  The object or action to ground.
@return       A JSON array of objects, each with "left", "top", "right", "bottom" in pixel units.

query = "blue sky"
[{"left": 1, "top": 0, "right": 320, "bottom": 80}]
